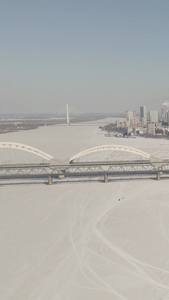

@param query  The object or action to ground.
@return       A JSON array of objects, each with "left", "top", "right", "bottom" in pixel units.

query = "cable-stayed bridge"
[{"left": 0, "top": 142, "right": 169, "bottom": 184}]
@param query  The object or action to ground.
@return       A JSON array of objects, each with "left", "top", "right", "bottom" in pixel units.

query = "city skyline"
[{"left": 1, "top": 0, "right": 169, "bottom": 114}]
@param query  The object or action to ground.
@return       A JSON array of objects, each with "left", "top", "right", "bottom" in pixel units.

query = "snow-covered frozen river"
[{"left": 1, "top": 119, "right": 169, "bottom": 300}]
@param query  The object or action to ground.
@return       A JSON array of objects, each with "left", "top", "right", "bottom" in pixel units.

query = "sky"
[{"left": 1, "top": 0, "right": 169, "bottom": 114}]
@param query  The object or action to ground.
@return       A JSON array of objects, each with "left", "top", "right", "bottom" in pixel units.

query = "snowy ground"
[{"left": 1, "top": 119, "right": 169, "bottom": 300}]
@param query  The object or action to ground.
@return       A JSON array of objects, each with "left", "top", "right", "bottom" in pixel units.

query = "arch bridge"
[
  {"left": 0, "top": 142, "right": 168, "bottom": 184},
  {"left": 0, "top": 142, "right": 58, "bottom": 165},
  {"left": 69, "top": 145, "right": 152, "bottom": 163}
]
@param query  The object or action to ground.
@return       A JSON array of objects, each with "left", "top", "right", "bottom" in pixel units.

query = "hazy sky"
[{"left": 1, "top": 0, "right": 169, "bottom": 114}]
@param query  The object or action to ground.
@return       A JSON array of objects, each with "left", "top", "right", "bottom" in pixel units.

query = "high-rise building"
[
  {"left": 149, "top": 111, "right": 158, "bottom": 123},
  {"left": 125, "top": 110, "right": 136, "bottom": 126},
  {"left": 167, "top": 111, "right": 169, "bottom": 125},
  {"left": 140, "top": 106, "right": 147, "bottom": 127},
  {"left": 162, "top": 101, "right": 169, "bottom": 122},
  {"left": 147, "top": 122, "right": 155, "bottom": 135}
]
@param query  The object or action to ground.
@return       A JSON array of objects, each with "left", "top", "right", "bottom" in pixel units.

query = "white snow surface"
[{"left": 1, "top": 119, "right": 169, "bottom": 299}]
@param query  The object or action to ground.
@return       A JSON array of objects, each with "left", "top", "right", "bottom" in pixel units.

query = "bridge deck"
[{"left": 0, "top": 159, "right": 169, "bottom": 183}]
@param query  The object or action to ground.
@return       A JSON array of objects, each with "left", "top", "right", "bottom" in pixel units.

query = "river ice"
[{"left": 1, "top": 119, "right": 169, "bottom": 299}]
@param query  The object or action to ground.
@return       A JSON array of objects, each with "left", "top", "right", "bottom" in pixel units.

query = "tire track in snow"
[
  {"left": 94, "top": 227, "right": 169, "bottom": 291},
  {"left": 68, "top": 183, "right": 129, "bottom": 299}
]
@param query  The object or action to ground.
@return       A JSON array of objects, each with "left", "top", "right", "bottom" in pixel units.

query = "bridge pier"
[
  {"left": 48, "top": 175, "right": 53, "bottom": 185},
  {"left": 156, "top": 167, "right": 162, "bottom": 181},
  {"left": 104, "top": 174, "right": 108, "bottom": 183},
  {"left": 156, "top": 172, "right": 162, "bottom": 181}
]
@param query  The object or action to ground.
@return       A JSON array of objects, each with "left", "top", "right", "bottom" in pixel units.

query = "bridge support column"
[
  {"left": 104, "top": 174, "right": 108, "bottom": 183},
  {"left": 48, "top": 175, "right": 53, "bottom": 185},
  {"left": 156, "top": 172, "right": 162, "bottom": 181},
  {"left": 157, "top": 167, "right": 162, "bottom": 181}
]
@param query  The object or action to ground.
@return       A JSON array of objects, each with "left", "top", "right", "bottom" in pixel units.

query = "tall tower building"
[
  {"left": 140, "top": 106, "right": 147, "bottom": 127},
  {"left": 167, "top": 111, "right": 169, "bottom": 125},
  {"left": 125, "top": 110, "right": 136, "bottom": 126},
  {"left": 149, "top": 111, "right": 158, "bottom": 123},
  {"left": 162, "top": 101, "right": 169, "bottom": 122},
  {"left": 66, "top": 104, "right": 70, "bottom": 126}
]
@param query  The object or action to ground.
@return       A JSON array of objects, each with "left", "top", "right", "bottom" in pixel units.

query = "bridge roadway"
[{"left": 1, "top": 159, "right": 169, "bottom": 184}]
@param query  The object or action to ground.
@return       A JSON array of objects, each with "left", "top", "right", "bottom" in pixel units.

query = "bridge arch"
[
  {"left": 69, "top": 145, "right": 151, "bottom": 163},
  {"left": 0, "top": 142, "right": 54, "bottom": 164}
]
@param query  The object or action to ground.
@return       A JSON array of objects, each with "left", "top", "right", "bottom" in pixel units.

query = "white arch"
[
  {"left": 70, "top": 145, "right": 151, "bottom": 163},
  {"left": 0, "top": 142, "right": 54, "bottom": 162}
]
